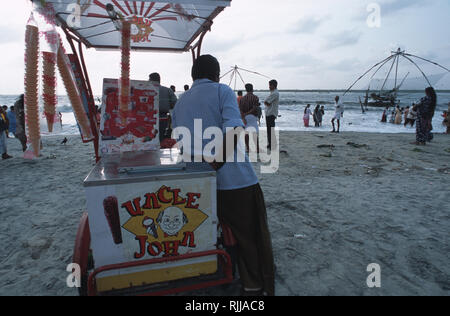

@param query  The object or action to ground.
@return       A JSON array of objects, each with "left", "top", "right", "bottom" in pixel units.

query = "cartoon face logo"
[{"left": 156, "top": 207, "right": 188, "bottom": 237}]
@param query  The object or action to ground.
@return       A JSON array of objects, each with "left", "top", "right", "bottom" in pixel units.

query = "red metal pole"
[
  {"left": 78, "top": 41, "right": 100, "bottom": 162},
  {"left": 62, "top": 27, "right": 100, "bottom": 162}
]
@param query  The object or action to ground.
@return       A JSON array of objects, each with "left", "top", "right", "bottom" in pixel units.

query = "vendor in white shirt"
[
  {"left": 172, "top": 55, "right": 275, "bottom": 296},
  {"left": 331, "top": 95, "right": 344, "bottom": 133}
]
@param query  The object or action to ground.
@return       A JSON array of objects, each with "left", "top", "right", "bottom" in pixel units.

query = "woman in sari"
[
  {"left": 412, "top": 87, "right": 437, "bottom": 145},
  {"left": 303, "top": 104, "right": 312, "bottom": 127}
]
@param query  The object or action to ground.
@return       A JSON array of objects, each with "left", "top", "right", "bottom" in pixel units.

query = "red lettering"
[
  {"left": 134, "top": 236, "right": 147, "bottom": 259},
  {"left": 158, "top": 186, "right": 172, "bottom": 204},
  {"left": 121, "top": 197, "right": 144, "bottom": 216},
  {"left": 147, "top": 241, "right": 163, "bottom": 256},
  {"left": 143, "top": 193, "right": 161, "bottom": 209},
  {"left": 180, "top": 232, "right": 196, "bottom": 248},
  {"left": 170, "top": 189, "right": 186, "bottom": 206},
  {"left": 186, "top": 193, "right": 201, "bottom": 209},
  {"left": 162, "top": 241, "right": 180, "bottom": 257}
]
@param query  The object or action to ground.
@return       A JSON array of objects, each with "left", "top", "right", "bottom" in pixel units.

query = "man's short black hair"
[
  {"left": 149, "top": 72, "right": 161, "bottom": 83},
  {"left": 269, "top": 79, "right": 278, "bottom": 89},
  {"left": 192, "top": 55, "right": 220, "bottom": 82},
  {"left": 245, "top": 84, "right": 253, "bottom": 93}
]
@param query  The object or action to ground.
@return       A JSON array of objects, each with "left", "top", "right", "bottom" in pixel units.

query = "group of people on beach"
[
  {"left": 381, "top": 105, "right": 417, "bottom": 127},
  {"left": 0, "top": 95, "right": 27, "bottom": 160},
  {"left": 303, "top": 104, "right": 325, "bottom": 128},
  {"left": 380, "top": 87, "right": 450, "bottom": 143},
  {"left": 302, "top": 96, "right": 344, "bottom": 133}
]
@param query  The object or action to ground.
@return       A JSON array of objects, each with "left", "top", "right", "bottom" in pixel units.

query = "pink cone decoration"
[
  {"left": 119, "top": 20, "right": 131, "bottom": 126},
  {"left": 42, "top": 52, "right": 57, "bottom": 132},
  {"left": 24, "top": 17, "right": 41, "bottom": 158},
  {"left": 56, "top": 41, "right": 93, "bottom": 140}
]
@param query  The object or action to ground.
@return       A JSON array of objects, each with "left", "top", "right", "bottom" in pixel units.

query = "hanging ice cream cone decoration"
[
  {"left": 42, "top": 51, "right": 57, "bottom": 132},
  {"left": 119, "top": 20, "right": 131, "bottom": 126},
  {"left": 24, "top": 13, "right": 41, "bottom": 158},
  {"left": 56, "top": 39, "right": 93, "bottom": 140}
]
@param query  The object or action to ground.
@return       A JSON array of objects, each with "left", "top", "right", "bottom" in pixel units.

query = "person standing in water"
[
  {"left": 319, "top": 106, "right": 325, "bottom": 127},
  {"left": 313, "top": 105, "right": 321, "bottom": 128},
  {"left": 381, "top": 106, "right": 389, "bottom": 123},
  {"left": 303, "top": 104, "right": 312, "bottom": 127},
  {"left": 331, "top": 96, "right": 344, "bottom": 133}
]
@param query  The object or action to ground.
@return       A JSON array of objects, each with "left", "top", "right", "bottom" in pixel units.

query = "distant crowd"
[
  {"left": 0, "top": 95, "right": 27, "bottom": 160},
  {"left": 380, "top": 87, "right": 450, "bottom": 144}
]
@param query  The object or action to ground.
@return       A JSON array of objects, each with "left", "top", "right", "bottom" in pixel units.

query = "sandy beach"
[{"left": 0, "top": 131, "right": 449, "bottom": 296}]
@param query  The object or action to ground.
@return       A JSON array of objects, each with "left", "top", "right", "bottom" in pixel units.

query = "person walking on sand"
[
  {"left": 0, "top": 111, "right": 12, "bottom": 160},
  {"left": 7, "top": 106, "right": 17, "bottom": 138},
  {"left": 14, "top": 95, "right": 28, "bottom": 152},
  {"left": 172, "top": 55, "right": 275, "bottom": 296},
  {"left": 331, "top": 96, "right": 344, "bottom": 133},
  {"left": 264, "top": 79, "right": 279, "bottom": 150},
  {"left": 239, "top": 83, "right": 260, "bottom": 153},
  {"left": 237, "top": 90, "right": 243, "bottom": 104},
  {"left": 303, "top": 104, "right": 312, "bottom": 127},
  {"left": 1, "top": 106, "right": 9, "bottom": 138},
  {"left": 412, "top": 87, "right": 437, "bottom": 145}
]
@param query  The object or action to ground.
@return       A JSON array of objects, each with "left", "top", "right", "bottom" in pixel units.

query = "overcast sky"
[{"left": 1, "top": 0, "right": 449, "bottom": 95}]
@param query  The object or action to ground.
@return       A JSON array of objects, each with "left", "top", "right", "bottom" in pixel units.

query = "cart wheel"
[
  {"left": 218, "top": 223, "right": 238, "bottom": 279},
  {"left": 73, "top": 212, "right": 92, "bottom": 296}
]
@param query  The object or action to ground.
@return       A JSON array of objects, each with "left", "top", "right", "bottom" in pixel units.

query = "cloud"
[
  {"left": 380, "top": 0, "right": 427, "bottom": 15},
  {"left": 328, "top": 58, "right": 362, "bottom": 72},
  {"left": 351, "top": 0, "right": 428, "bottom": 22},
  {"left": 289, "top": 16, "right": 328, "bottom": 34},
  {"left": 266, "top": 52, "right": 321, "bottom": 71},
  {"left": 323, "top": 30, "right": 362, "bottom": 49},
  {"left": 202, "top": 36, "right": 241, "bottom": 53}
]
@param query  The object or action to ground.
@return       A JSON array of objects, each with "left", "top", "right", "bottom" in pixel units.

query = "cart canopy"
[{"left": 31, "top": 0, "right": 231, "bottom": 52}]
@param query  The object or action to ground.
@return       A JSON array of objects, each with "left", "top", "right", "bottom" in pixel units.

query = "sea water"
[{"left": 1, "top": 91, "right": 449, "bottom": 137}]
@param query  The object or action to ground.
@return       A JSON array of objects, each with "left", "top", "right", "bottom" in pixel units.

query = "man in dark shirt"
[
  {"left": 239, "top": 84, "right": 260, "bottom": 153},
  {"left": 149, "top": 73, "right": 177, "bottom": 142}
]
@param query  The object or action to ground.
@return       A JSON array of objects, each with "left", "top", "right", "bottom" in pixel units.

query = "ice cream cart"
[
  {"left": 81, "top": 150, "right": 233, "bottom": 295},
  {"left": 27, "top": 0, "right": 234, "bottom": 295}
]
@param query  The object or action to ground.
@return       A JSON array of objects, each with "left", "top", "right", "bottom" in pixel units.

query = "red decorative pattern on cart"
[{"left": 91, "top": 1, "right": 178, "bottom": 43}]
